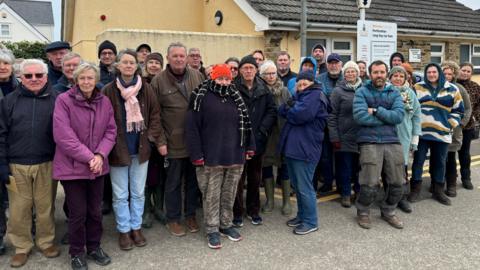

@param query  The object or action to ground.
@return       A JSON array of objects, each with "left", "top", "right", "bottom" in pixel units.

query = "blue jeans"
[
  {"left": 110, "top": 155, "right": 149, "bottom": 233},
  {"left": 412, "top": 139, "right": 448, "bottom": 184},
  {"left": 334, "top": 152, "right": 360, "bottom": 197},
  {"left": 286, "top": 157, "right": 318, "bottom": 227}
]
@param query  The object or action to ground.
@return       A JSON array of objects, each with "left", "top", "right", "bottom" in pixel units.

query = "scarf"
[
  {"left": 190, "top": 80, "right": 252, "bottom": 147},
  {"left": 116, "top": 75, "right": 145, "bottom": 132},
  {"left": 345, "top": 77, "right": 362, "bottom": 90},
  {"left": 393, "top": 81, "right": 414, "bottom": 112}
]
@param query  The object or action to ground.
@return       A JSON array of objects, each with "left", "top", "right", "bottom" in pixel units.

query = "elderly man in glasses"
[{"left": 0, "top": 59, "right": 59, "bottom": 268}]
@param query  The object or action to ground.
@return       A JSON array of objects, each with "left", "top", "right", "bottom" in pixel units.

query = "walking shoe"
[
  {"left": 286, "top": 217, "right": 302, "bottom": 227},
  {"left": 232, "top": 217, "right": 244, "bottom": 228},
  {"left": 118, "top": 232, "right": 133, "bottom": 250},
  {"left": 341, "top": 196, "right": 351, "bottom": 208},
  {"left": 10, "top": 253, "right": 29, "bottom": 268},
  {"left": 357, "top": 215, "right": 371, "bottom": 229},
  {"left": 87, "top": 247, "right": 111, "bottom": 266},
  {"left": 185, "top": 216, "right": 200, "bottom": 233},
  {"left": 397, "top": 198, "right": 412, "bottom": 213},
  {"left": 247, "top": 215, "right": 263, "bottom": 225},
  {"left": 207, "top": 232, "right": 222, "bottom": 249},
  {"left": 0, "top": 237, "right": 6, "bottom": 255},
  {"left": 293, "top": 224, "right": 318, "bottom": 235},
  {"left": 131, "top": 229, "right": 147, "bottom": 247},
  {"left": 142, "top": 212, "right": 153, "bottom": 228},
  {"left": 167, "top": 222, "right": 186, "bottom": 237},
  {"left": 381, "top": 213, "right": 404, "bottom": 229},
  {"left": 462, "top": 179, "right": 474, "bottom": 190},
  {"left": 219, "top": 227, "right": 243, "bottom": 242},
  {"left": 61, "top": 231, "right": 69, "bottom": 245},
  {"left": 407, "top": 181, "right": 422, "bottom": 203},
  {"left": 42, "top": 245, "right": 60, "bottom": 258},
  {"left": 71, "top": 254, "right": 88, "bottom": 270}
]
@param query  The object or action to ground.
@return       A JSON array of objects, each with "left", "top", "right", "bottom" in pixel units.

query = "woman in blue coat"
[{"left": 278, "top": 71, "right": 329, "bottom": 235}]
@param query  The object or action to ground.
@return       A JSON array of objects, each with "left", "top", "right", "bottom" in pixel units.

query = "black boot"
[
  {"left": 432, "top": 182, "right": 451, "bottom": 206},
  {"left": 407, "top": 181, "right": 422, "bottom": 203},
  {"left": 462, "top": 178, "right": 474, "bottom": 190},
  {"left": 445, "top": 174, "right": 457, "bottom": 197}
]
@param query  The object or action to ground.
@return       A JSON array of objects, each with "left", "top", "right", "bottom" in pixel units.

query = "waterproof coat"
[
  {"left": 150, "top": 66, "right": 204, "bottom": 159},
  {"left": 278, "top": 83, "right": 329, "bottom": 163},
  {"left": 328, "top": 79, "right": 362, "bottom": 153},
  {"left": 353, "top": 80, "right": 405, "bottom": 144},
  {"left": 103, "top": 78, "right": 165, "bottom": 166},
  {"left": 235, "top": 76, "right": 277, "bottom": 156},
  {"left": 392, "top": 84, "right": 422, "bottom": 165},
  {"left": 449, "top": 83, "right": 471, "bottom": 152},
  {"left": 318, "top": 71, "right": 344, "bottom": 98},
  {"left": 53, "top": 87, "right": 117, "bottom": 180}
]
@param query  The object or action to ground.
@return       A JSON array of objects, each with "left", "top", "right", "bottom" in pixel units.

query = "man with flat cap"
[{"left": 45, "top": 41, "right": 71, "bottom": 85}]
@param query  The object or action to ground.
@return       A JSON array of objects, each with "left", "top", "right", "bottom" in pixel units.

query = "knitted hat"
[
  {"left": 98, "top": 40, "right": 117, "bottom": 58},
  {"left": 342, "top": 61, "right": 360, "bottom": 74},
  {"left": 145, "top": 52, "right": 163, "bottom": 67},
  {"left": 136, "top": 43, "right": 151, "bottom": 52},
  {"left": 296, "top": 70, "right": 315, "bottom": 82},
  {"left": 239, "top": 55, "right": 258, "bottom": 69},
  {"left": 312, "top": 43, "right": 325, "bottom": 53},
  {"left": 210, "top": 64, "right": 232, "bottom": 80},
  {"left": 389, "top": 66, "right": 408, "bottom": 79}
]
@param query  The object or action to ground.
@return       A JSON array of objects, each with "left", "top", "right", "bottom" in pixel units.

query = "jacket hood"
[
  {"left": 298, "top": 56, "right": 318, "bottom": 74},
  {"left": 423, "top": 63, "right": 446, "bottom": 91}
]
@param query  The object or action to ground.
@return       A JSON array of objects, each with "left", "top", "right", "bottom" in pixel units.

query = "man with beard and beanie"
[
  {"left": 316, "top": 53, "right": 343, "bottom": 194},
  {"left": 456, "top": 62, "right": 480, "bottom": 190},
  {"left": 232, "top": 55, "right": 277, "bottom": 227},
  {"left": 408, "top": 63, "right": 464, "bottom": 206},
  {"left": 276, "top": 51, "right": 297, "bottom": 86},
  {"left": 312, "top": 43, "right": 327, "bottom": 75},
  {"left": 98, "top": 40, "right": 117, "bottom": 87},
  {"left": 45, "top": 41, "right": 71, "bottom": 85},
  {"left": 150, "top": 42, "right": 204, "bottom": 237},
  {"left": 389, "top": 52, "right": 405, "bottom": 68},
  {"left": 353, "top": 60, "right": 405, "bottom": 229}
]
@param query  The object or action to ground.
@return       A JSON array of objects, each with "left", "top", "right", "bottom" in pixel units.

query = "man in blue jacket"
[{"left": 353, "top": 60, "right": 405, "bottom": 230}]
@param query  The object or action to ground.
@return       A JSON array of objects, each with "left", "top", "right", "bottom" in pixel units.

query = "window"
[
  {"left": 460, "top": 44, "right": 471, "bottom": 64},
  {"left": 0, "top": 24, "right": 9, "bottom": 37},
  {"left": 472, "top": 44, "right": 480, "bottom": 67},
  {"left": 430, "top": 43, "right": 444, "bottom": 64},
  {"left": 331, "top": 39, "right": 353, "bottom": 62},
  {"left": 307, "top": 39, "right": 327, "bottom": 55}
]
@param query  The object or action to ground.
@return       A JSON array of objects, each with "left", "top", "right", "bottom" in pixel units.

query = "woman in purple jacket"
[{"left": 53, "top": 63, "right": 117, "bottom": 270}]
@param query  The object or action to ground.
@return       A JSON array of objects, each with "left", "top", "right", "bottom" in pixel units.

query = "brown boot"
[
  {"left": 41, "top": 245, "right": 60, "bottom": 258},
  {"left": 407, "top": 181, "right": 422, "bottom": 203},
  {"left": 185, "top": 216, "right": 199, "bottom": 233},
  {"left": 445, "top": 174, "right": 457, "bottom": 197},
  {"left": 167, "top": 222, "right": 186, "bottom": 237},
  {"left": 10, "top": 253, "right": 29, "bottom": 268},
  {"left": 357, "top": 215, "right": 371, "bottom": 229},
  {"left": 131, "top": 229, "right": 147, "bottom": 247},
  {"left": 118, "top": 232, "right": 134, "bottom": 250}
]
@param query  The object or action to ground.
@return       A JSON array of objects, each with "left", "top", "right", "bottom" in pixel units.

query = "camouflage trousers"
[{"left": 196, "top": 165, "right": 243, "bottom": 234}]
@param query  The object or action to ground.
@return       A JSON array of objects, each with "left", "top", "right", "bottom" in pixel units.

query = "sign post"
[{"left": 357, "top": 20, "right": 397, "bottom": 67}]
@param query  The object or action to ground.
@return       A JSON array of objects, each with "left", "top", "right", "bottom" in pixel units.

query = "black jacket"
[
  {"left": 0, "top": 84, "right": 57, "bottom": 165},
  {"left": 235, "top": 76, "right": 277, "bottom": 155},
  {"left": 100, "top": 63, "right": 115, "bottom": 87},
  {"left": 48, "top": 61, "right": 63, "bottom": 86}
]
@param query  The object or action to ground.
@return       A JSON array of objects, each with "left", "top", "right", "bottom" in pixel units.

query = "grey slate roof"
[
  {"left": 2, "top": 0, "right": 53, "bottom": 25},
  {"left": 248, "top": 0, "right": 480, "bottom": 34}
]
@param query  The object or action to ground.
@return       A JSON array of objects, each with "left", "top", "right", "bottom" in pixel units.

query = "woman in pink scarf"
[{"left": 102, "top": 49, "right": 166, "bottom": 251}]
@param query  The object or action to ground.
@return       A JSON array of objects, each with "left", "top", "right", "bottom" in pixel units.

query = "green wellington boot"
[
  {"left": 262, "top": 178, "right": 275, "bottom": 213},
  {"left": 281, "top": 180, "right": 292, "bottom": 216}
]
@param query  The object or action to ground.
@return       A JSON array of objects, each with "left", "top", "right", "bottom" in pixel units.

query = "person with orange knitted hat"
[{"left": 186, "top": 64, "right": 255, "bottom": 249}]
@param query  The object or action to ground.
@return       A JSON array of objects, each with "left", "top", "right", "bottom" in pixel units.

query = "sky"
[{"left": 48, "top": 0, "right": 480, "bottom": 41}]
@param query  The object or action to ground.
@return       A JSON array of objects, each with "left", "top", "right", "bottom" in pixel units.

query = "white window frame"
[
  {"left": 331, "top": 38, "right": 354, "bottom": 62},
  {"left": 430, "top": 43, "right": 445, "bottom": 64},
  {"left": 0, "top": 23, "right": 10, "bottom": 38}
]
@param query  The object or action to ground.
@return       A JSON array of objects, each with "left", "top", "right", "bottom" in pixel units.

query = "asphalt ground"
[{"left": 1, "top": 148, "right": 480, "bottom": 269}]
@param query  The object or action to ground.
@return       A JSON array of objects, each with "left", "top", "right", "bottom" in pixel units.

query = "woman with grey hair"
[
  {"left": 53, "top": 62, "right": 116, "bottom": 269},
  {"left": 259, "top": 60, "right": 292, "bottom": 216}
]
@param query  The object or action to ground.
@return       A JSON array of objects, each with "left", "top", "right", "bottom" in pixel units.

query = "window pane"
[
  {"left": 474, "top": 46, "right": 480, "bottom": 54},
  {"left": 430, "top": 56, "right": 442, "bottom": 64},
  {"left": 460, "top": 44, "right": 470, "bottom": 63},
  {"left": 1, "top": 25, "right": 8, "bottom": 30},
  {"left": 339, "top": 55, "right": 351, "bottom": 63},
  {"left": 472, "top": 56, "right": 480, "bottom": 66},
  {"left": 431, "top": 45, "right": 443, "bottom": 53},
  {"left": 334, "top": 41, "right": 350, "bottom": 50}
]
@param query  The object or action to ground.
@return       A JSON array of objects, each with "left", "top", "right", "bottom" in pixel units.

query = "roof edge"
[{"left": 233, "top": 0, "right": 270, "bottom": 31}]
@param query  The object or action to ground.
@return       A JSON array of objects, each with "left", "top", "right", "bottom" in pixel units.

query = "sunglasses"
[
  {"left": 23, "top": 73, "right": 45, "bottom": 79},
  {"left": 230, "top": 67, "right": 238, "bottom": 71}
]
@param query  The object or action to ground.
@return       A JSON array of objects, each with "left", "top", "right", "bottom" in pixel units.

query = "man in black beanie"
[{"left": 98, "top": 40, "right": 117, "bottom": 87}]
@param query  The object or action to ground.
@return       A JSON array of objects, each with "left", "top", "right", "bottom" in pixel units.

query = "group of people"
[{"left": 0, "top": 39, "right": 477, "bottom": 269}]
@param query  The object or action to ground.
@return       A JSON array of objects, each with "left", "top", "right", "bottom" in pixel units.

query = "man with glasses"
[
  {"left": 187, "top": 48, "right": 205, "bottom": 78},
  {"left": 45, "top": 41, "right": 71, "bottom": 85},
  {"left": 53, "top": 52, "right": 83, "bottom": 93},
  {"left": 98, "top": 40, "right": 117, "bottom": 87},
  {"left": 0, "top": 59, "right": 59, "bottom": 267}
]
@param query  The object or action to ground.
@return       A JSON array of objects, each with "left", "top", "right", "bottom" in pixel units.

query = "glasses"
[
  {"left": 230, "top": 67, "right": 238, "bottom": 71},
  {"left": 101, "top": 51, "right": 114, "bottom": 56},
  {"left": 23, "top": 73, "right": 45, "bottom": 79},
  {"left": 189, "top": 54, "right": 201, "bottom": 58},
  {"left": 263, "top": 72, "right": 276, "bottom": 77}
]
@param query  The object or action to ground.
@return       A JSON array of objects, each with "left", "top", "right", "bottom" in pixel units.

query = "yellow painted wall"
[
  {"left": 96, "top": 29, "right": 264, "bottom": 65},
  {"left": 202, "top": 0, "right": 261, "bottom": 35}
]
